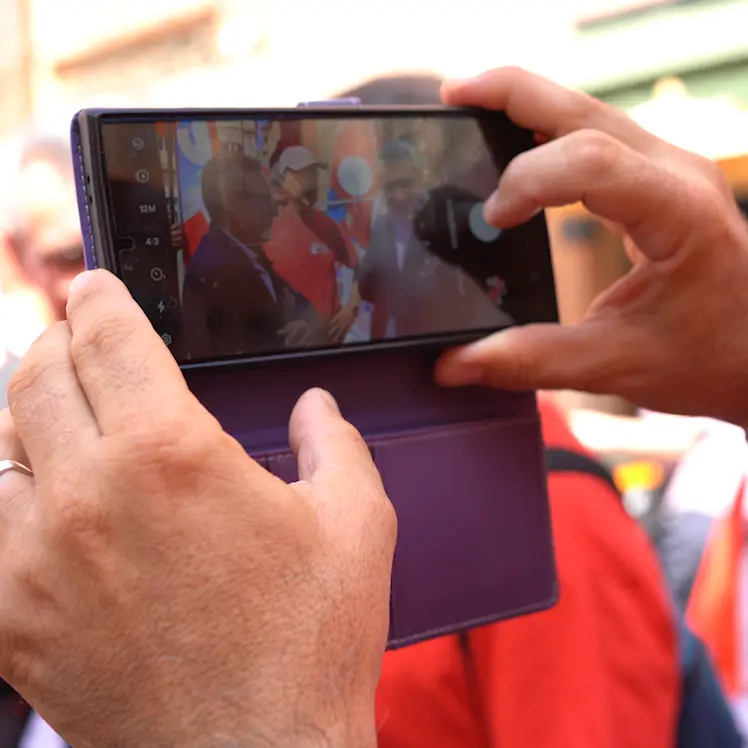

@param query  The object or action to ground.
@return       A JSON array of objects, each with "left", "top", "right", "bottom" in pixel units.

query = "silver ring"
[{"left": 0, "top": 460, "right": 33, "bottom": 478}]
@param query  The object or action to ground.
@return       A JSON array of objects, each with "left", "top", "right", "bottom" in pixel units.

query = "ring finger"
[
  {"left": 0, "top": 409, "right": 34, "bottom": 544},
  {"left": 0, "top": 410, "right": 29, "bottom": 467}
]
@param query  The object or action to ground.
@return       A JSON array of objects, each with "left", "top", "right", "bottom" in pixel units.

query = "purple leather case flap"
[{"left": 71, "top": 117, "right": 558, "bottom": 650}]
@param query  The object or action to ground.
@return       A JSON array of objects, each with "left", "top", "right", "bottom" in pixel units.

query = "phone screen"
[{"left": 97, "top": 112, "right": 557, "bottom": 366}]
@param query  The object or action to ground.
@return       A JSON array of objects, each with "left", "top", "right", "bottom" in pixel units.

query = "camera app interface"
[{"left": 100, "top": 114, "right": 557, "bottom": 365}]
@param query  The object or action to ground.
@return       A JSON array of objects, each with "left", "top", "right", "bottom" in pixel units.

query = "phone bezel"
[{"left": 75, "top": 106, "right": 556, "bottom": 372}]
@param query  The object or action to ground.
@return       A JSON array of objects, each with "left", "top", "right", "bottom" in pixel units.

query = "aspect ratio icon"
[{"left": 135, "top": 169, "right": 150, "bottom": 184}]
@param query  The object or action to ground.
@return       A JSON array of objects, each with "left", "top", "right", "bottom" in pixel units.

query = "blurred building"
[{"left": 2, "top": 0, "right": 668, "bottom": 135}]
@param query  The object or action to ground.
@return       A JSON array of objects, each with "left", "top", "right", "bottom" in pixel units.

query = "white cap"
[{"left": 277, "top": 145, "right": 325, "bottom": 174}]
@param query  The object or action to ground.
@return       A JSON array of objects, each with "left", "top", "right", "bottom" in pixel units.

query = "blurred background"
[{"left": 3, "top": 0, "right": 748, "bottom": 488}]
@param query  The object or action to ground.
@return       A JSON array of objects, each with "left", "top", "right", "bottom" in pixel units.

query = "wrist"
[
  {"left": 289, "top": 697, "right": 377, "bottom": 748},
  {"left": 189, "top": 701, "right": 376, "bottom": 748}
]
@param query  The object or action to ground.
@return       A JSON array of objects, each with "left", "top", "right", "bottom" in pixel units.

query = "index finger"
[
  {"left": 65, "top": 270, "right": 194, "bottom": 434},
  {"left": 442, "top": 67, "right": 660, "bottom": 155}
]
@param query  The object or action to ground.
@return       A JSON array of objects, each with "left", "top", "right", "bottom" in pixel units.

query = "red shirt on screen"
[
  {"left": 375, "top": 400, "right": 679, "bottom": 748},
  {"left": 265, "top": 205, "right": 357, "bottom": 317}
]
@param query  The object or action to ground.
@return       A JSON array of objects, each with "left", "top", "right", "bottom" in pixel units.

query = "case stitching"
[
  {"left": 259, "top": 416, "right": 534, "bottom": 462},
  {"left": 74, "top": 134, "right": 98, "bottom": 269}
]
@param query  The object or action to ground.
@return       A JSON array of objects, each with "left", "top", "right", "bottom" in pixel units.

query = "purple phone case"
[{"left": 71, "top": 111, "right": 558, "bottom": 649}]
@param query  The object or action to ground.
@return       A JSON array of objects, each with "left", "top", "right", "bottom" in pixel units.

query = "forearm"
[{"left": 345, "top": 282, "right": 362, "bottom": 309}]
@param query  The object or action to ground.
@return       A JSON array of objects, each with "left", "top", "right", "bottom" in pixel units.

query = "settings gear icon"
[{"left": 161, "top": 333, "right": 173, "bottom": 347}]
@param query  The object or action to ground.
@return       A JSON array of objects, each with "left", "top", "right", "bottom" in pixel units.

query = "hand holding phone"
[
  {"left": 71, "top": 104, "right": 559, "bottom": 649},
  {"left": 0, "top": 271, "right": 395, "bottom": 748},
  {"left": 72, "top": 106, "right": 555, "bottom": 368}
]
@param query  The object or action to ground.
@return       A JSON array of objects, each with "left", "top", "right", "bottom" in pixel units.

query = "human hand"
[
  {"left": 328, "top": 303, "right": 358, "bottom": 342},
  {"left": 436, "top": 67, "right": 748, "bottom": 427},
  {"left": 282, "top": 172, "right": 304, "bottom": 202},
  {"left": 0, "top": 270, "right": 396, "bottom": 748},
  {"left": 170, "top": 221, "right": 185, "bottom": 250},
  {"left": 279, "top": 318, "right": 317, "bottom": 347}
]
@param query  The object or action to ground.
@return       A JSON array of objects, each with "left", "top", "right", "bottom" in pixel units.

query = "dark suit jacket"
[
  {"left": 181, "top": 226, "right": 310, "bottom": 361},
  {"left": 359, "top": 210, "right": 447, "bottom": 339},
  {"left": 358, "top": 208, "right": 510, "bottom": 340}
]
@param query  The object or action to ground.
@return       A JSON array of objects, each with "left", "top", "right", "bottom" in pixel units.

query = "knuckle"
[
  {"left": 570, "top": 91, "right": 609, "bottom": 124},
  {"left": 380, "top": 495, "right": 398, "bottom": 544},
  {"left": 682, "top": 172, "right": 727, "bottom": 220},
  {"left": 498, "top": 65, "right": 527, "bottom": 85},
  {"left": 50, "top": 485, "right": 109, "bottom": 540},
  {"left": 114, "top": 413, "right": 227, "bottom": 482},
  {"left": 699, "top": 156, "right": 731, "bottom": 194},
  {"left": 333, "top": 418, "right": 366, "bottom": 448},
  {"left": 567, "top": 129, "right": 622, "bottom": 176},
  {"left": 45, "top": 472, "right": 109, "bottom": 537},
  {"left": 69, "top": 310, "right": 136, "bottom": 364},
  {"left": 7, "top": 328, "right": 67, "bottom": 407}
]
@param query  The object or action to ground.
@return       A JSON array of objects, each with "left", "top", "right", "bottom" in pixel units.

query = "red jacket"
[{"left": 375, "top": 401, "right": 680, "bottom": 748}]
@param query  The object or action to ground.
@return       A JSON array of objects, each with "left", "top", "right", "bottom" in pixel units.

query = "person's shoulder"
[{"left": 189, "top": 228, "right": 230, "bottom": 268}]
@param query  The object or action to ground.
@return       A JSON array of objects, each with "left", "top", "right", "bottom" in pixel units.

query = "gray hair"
[{"left": 5, "top": 132, "right": 74, "bottom": 235}]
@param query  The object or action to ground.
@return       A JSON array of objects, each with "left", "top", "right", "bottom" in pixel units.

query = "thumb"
[
  {"left": 289, "top": 388, "right": 383, "bottom": 493},
  {"left": 288, "top": 389, "right": 395, "bottom": 547},
  {"left": 435, "top": 320, "right": 641, "bottom": 394}
]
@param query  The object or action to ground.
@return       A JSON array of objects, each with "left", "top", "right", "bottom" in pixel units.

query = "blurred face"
[
  {"left": 12, "top": 159, "right": 84, "bottom": 320},
  {"left": 380, "top": 157, "right": 422, "bottom": 217},
  {"left": 222, "top": 168, "right": 277, "bottom": 242},
  {"left": 281, "top": 165, "right": 320, "bottom": 209}
]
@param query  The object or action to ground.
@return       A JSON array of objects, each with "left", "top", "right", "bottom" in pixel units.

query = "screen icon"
[
  {"left": 132, "top": 137, "right": 145, "bottom": 151},
  {"left": 135, "top": 169, "right": 150, "bottom": 184},
  {"left": 150, "top": 267, "right": 165, "bottom": 282},
  {"left": 469, "top": 202, "right": 502, "bottom": 243}
]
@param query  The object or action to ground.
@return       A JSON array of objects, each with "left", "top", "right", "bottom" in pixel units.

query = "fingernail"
[
  {"left": 317, "top": 388, "right": 341, "bottom": 415},
  {"left": 68, "top": 270, "right": 92, "bottom": 297}
]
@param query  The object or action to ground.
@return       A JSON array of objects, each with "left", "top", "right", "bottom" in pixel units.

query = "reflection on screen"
[{"left": 101, "top": 115, "right": 557, "bottom": 365}]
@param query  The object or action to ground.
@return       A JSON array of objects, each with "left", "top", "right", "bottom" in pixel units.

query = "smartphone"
[
  {"left": 72, "top": 107, "right": 559, "bottom": 647},
  {"left": 72, "top": 107, "right": 556, "bottom": 369}
]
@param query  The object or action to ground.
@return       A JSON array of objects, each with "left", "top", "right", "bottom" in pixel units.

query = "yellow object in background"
[{"left": 614, "top": 460, "right": 665, "bottom": 494}]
